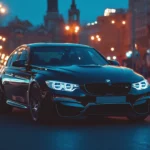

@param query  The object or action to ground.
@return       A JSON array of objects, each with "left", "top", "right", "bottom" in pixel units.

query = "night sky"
[{"left": 2, "top": 0, "right": 128, "bottom": 25}]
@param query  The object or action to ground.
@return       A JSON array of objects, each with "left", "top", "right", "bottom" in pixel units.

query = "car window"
[
  {"left": 6, "top": 55, "right": 13, "bottom": 67},
  {"left": 31, "top": 47, "right": 64, "bottom": 65},
  {"left": 88, "top": 50, "right": 106, "bottom": 65},
  {"left": 31, "top": 46, "right": 108, "bottom": 66},
  {"left": 10, "top": 51, "right": 19, "bottom": 66},
  {"left": 18, "top": 49, "right": 28, "bottom": 61}
]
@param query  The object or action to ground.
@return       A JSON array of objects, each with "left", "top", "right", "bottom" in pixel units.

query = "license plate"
[{"left": 96, "top": 96, "right": 126, "bottom": 104}]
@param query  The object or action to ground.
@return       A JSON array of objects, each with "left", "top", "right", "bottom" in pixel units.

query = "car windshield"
[{"left": 30, "top": 46, "right": 108, "bottom": 66}]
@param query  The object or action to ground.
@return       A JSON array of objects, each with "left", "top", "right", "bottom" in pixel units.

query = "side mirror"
[
  {"left": 108, "top": 60, "right": 120, "bottom": 66},
  {"left": 12, "top": 60, "right": 26, "bottom": 67}
]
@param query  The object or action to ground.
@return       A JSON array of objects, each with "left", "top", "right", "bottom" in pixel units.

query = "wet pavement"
[{"left": 0, "top": 109, "right": 150, "bottom": 150}]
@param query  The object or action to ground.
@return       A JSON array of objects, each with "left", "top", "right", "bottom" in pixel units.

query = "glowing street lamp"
[
  {"left": 0, "top": 45, "right": 2, "bottom": 49},
  {"left": 126, "top": 51, "right": 132, "bottom": 58},
  {"left": 65, "top": 25, "right": 70, "bottom": 31},
  {"left": 107, "top": 56, "right": 111, "bottom": 60},
  {"left": 75, "top": 26, "right": 80, "bottom": 33},
  {"left": 75, "top": 26, "right": 80, "bottom": 31},
  {"left": 96, "top": 35, "right": 99, "bottom": 38},
  {"left": 111, "top": 20, "right": 115, "bottom": 24},
  {"left": 4, "top": 61, "right": 7, "bottom": 65},
  {"left": 2, "top": 37, "right": 6, "bottom": 42},
  {"left": 91, "top": 36, "right": 95, "bottom": 40},
  {"left": 122, "top": 21, "right": 126, "bottom": 25},
  {"left": 5, "top": 56, "right": 9, "bottom": 61},
  {"left": 0, "top": 7, "right": 6, "bottom": 14},
  {"left": 113, "top": 56, "right": 117, "bottom": 60},
  {"left": 0, "top": 4, "right": 6, "bottom": 14},
  {"left": 1, "top": 54, "right": 5, "bottom": 59},
  {"left": 98, "top": 38, "right": 101, "bottom": 42},
  {"left": 111, "top": 47, "right": 115, "bottom": 51},
  {"left": 65, "top": 24, "right": 80, "bottom": 43}
]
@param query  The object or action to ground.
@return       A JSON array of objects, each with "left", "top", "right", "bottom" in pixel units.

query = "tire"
[
  {"left": 0, "top": 85, "right": 12, "bottom": 114},
  {"left": 127, "top": 113, "right": 148, "bottom": 122},
  {"left": 29, "top": 83, "right": 57, "bottom": 123}
]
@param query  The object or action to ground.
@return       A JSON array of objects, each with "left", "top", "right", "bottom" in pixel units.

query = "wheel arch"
[{"left": 27, "top": 80, "right": 41, "bottom": 106}]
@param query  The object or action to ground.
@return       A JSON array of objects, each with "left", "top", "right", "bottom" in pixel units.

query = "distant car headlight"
[
  {"left": 132, "top": 79, "right": 149, "bottom": 90},
  {"left": 46, "top": 80, "right": 79, "bottom": 92}
]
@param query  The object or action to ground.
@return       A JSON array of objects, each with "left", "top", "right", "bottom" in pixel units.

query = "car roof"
[{"left": 26, "top": 43, "right": 91, "bottom": 49}]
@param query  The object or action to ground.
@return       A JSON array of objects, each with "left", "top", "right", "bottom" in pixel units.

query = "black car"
[{"left": 0, "top": 43, "right": 150, "bottom": 122}]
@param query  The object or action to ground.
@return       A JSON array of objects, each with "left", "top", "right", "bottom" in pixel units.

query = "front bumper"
[{"left": 50, "top": 87, "right": 150, "bottom": 118}]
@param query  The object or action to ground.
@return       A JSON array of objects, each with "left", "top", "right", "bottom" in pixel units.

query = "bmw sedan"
[{"left": 0, "top": 43, "right": 150, "bottom": 122}]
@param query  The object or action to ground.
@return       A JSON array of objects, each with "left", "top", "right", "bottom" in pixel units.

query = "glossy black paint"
[
  {"left": 108, "top": 60, "right": 120, "bottom": 66},
  {"left": 12, "top": 60, "right": 26, "bottom": 68},
  {"left": 0, "top": 43, "right": 150, "bottom": 118}
]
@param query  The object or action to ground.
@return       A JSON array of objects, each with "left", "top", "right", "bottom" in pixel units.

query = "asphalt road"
[{"left": 0, "top": 109, "right": 150, "bottom": 150}]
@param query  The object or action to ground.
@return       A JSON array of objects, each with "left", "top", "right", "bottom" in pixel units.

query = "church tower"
[
  {"left": 68, "top": 0, "right": 80, "bottom": 25},
  {"left": 47, "top": 0, "right": 58, "bottom": 13},
  {"left": 44, "top": 0, "right": 64, "bottom": 42}
]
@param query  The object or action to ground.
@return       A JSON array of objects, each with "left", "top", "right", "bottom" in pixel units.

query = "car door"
[
  {"left": 10, "top": 47, "right": 31, "bottom": 105},
  {"left": 2, "top": 49, "right": 20, "bottom": 101},
  {"left": 2, "top": 47, "right": 31, "bottom": 105}
]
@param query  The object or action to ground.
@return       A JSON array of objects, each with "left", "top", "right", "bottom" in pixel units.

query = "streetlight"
[
  {"left": 2, "top": 37, "right": 6, "bottom": 42},
  {"left": 0, "top": 45, "right": 2, "bottom": 49},
  {"left": 122, "top": 21, "right": 126, "bottom": 25},
  {"left": 111, "top": 47, "right": 115, "bottom": 51},
  {"left": 111, "top": 20, "right": 115, "bottom": 24},
  {"left": 96, "top": 35, "right": 99, "bottom": 38},
  {"left": 91, "top": 36, "right": 95, "bottom": 40},
  {"left": 98, "top": 38, "right": 101, "bottom": 42},
  {"left": 1, "top": 54, "right": 5, "bottom": 59},
  {"left": 126, "top": 51, "right": 133, "bottom": 58},
  {"left": 65, "top": 24, "right": 80, "bottom": 43},
  {"left": 0, "top": 7, "right": 6, "bottom": 14},
  {"left": 5, "top": 56, "right": 9, "bottom": 61},
  {"left": 0, "top": 4, "right": 6, "bottom": 14},
  {"left": 113, "top": 56, "right": 117, "bottom": 60},
  {"left": 107, "top": 56, "right": 111, "bottom": 60},
  {"left": 65, "top": 25, "right": 70, "bottom": 31},
  {"left": 75, "top": 26, "right": 80, "bottom": 31},
  {"left": 75, "top": 26, "right": 80, "bottom": 33}
]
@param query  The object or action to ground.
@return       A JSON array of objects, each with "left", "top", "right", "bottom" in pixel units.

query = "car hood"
[{"left": 40, "top": 65, "right": 143, "bottom": 85}]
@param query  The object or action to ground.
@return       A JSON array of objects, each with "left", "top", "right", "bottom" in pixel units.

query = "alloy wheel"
[{"left": 29, "top": 85, "right": 41, "bottom": 122}]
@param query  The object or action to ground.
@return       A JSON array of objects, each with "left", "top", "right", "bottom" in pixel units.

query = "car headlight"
[
  {"left": 132, "top": 79, "right": 149, "bottom": 90},
  {"left": 46, "top": 80, "right": 79, "bottom": 92}
]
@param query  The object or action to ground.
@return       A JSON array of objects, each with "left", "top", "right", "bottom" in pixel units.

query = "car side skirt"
[{"left": 6, "top": 100, "right": 28, "bottom": 109}]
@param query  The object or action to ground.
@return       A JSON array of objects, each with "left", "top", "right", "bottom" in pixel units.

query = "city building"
[
  {"left": 64, "top": 0, "right": 80, "bottom": 43},
  {"left": 80, "top": 8, "right": 129, "bottom": 63},
  {"left": 0, "top": 17, "right": 52, "bottom": 54},
  {"left": 44, "top": 0, "right": 65, "bottom": 42},
  {"left": 79, "top": 21, "right": 99, "bottom": 47},
  {"left": 129, "top": 0, "right": 150, "bottom": 56},
  {"left": 68, "top": 0, "right": 80, "bottom": 25},
  {"left": 0, "top": 0, "right": 71, "bottom": 55},
  {"left": 97, "top": 10, "right": 130, "bottom": 61},
  {"left": 104, "top": 8, "right": 127, "bottom": 16}
]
